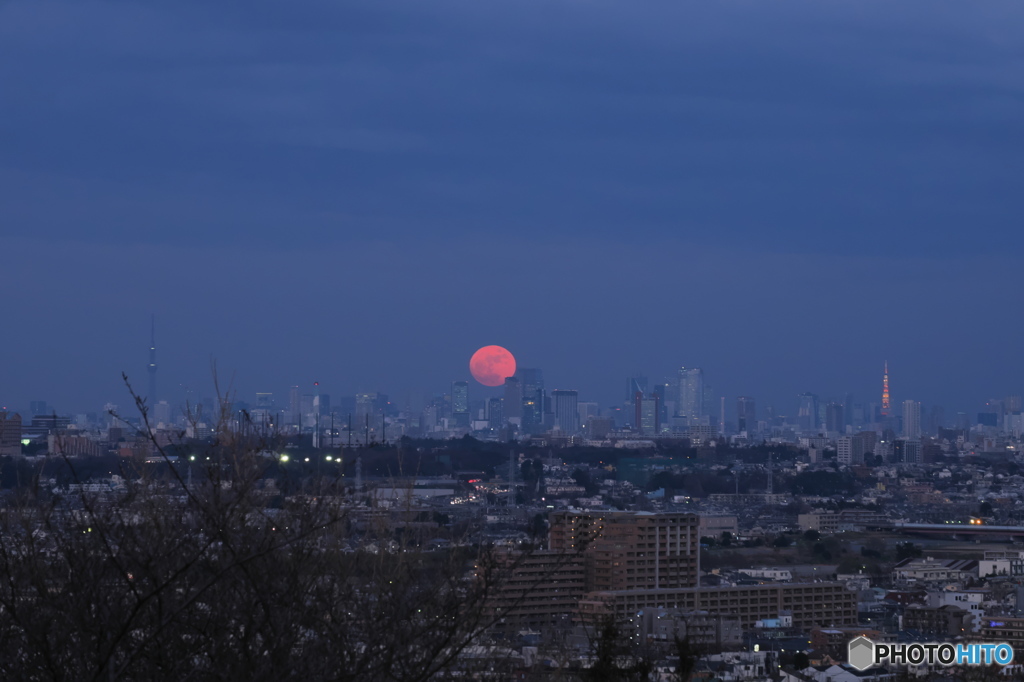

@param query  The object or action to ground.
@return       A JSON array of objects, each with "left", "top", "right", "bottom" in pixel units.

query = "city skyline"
[{"left": 3, "top": 334, "right": 1016, "bottom": 433}]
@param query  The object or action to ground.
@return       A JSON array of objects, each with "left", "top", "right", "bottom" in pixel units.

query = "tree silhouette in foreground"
[{"left": 0, "top": 377, "right": 534, "bottom": 681}]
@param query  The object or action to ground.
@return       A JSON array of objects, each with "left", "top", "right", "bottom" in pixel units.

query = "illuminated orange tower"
[{"left": 881, "top": 362, "right": 890, "bottom": 417}]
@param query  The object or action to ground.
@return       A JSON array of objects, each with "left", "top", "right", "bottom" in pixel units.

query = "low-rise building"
[
  {"left": 892, "top": 557, "right": 978, "bottom": 584},
  {"left": 699, "top": 515, "right": 738, "bottom": 538},
  {"left": 979, "top": 550, "right": 1024, "bottom": 578},
  {"left": 798, "top": 511, "right": 839, "bottom": 534},
  {"left": 903, "top": 603, "right": 973, "bottom": 637},
  {"left": 927, "top": 588, "right": 986, "bottom": 631},
  {"left": 737, "top": 567, "right": 793, "bottom": 582}
]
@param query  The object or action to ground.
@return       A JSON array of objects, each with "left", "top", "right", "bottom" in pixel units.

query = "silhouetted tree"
[{"left": 0, "top": 376, "right": 541, "bottom": 681}]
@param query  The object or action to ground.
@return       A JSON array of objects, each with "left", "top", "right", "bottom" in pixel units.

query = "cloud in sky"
[{"left": 2, "top": 0, "right": 1023, "bottom": 412}]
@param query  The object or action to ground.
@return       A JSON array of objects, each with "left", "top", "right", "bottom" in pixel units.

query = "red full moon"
[{"left": 469, "top": 345, "right": 516, "bottom": 387}]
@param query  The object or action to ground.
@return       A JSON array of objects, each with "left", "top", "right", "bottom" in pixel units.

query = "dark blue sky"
[{"left": 3, "top": 0, "right": 1023, "bottom": 416}]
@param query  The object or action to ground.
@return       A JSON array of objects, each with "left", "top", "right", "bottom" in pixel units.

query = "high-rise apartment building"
[
  {"left": 0, "top": 413, "right": 22, "bottom": 456},
  {"left": 549, "top": 511, "right": 699, "bottom": 591},
  {"left": 836, "top": 436, "right": 854, "bottom": 465},
  {"left": 677, "top": 367, "right": 704, "bottom": 425},
  {"left": 903, "top": 400, "right": 921, "bottom": 439},
  {"left": 552, "top": 390, "right": 579, "bottom": 435},
  {"left": 837, "top": 432, "right": 877, "bottom": 466},
  {"left": 894, "top": 438, "right": 921, "bottom": 465}
]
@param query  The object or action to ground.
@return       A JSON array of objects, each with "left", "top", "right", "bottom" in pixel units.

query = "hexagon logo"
[{"left": 848, "top": 636, "right": 875, "bottom": 671}]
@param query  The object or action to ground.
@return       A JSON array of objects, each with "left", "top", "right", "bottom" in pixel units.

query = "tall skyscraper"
[
  {"left": 355, "top": 392, "right": 376, "bottom": 424},
  {"left": 903, "top": 400, "right": 921, "bottom": 439},
  {"left": 736, "top": 396, "right": 756, "bottom": 433},
  {"left": 578, "top": 402, "right": 599, "bottom": 428},
  {"left": 301, "top": 394, "right": 315, "bottom": 428},
  {"left": 825, "top": 402, "right": 844, "bottom": 433},
  {"left": 518, "top": 368, "right": 544, "bottom": 434},
  {"left": 312, "top": 383, "right": 321, "bottom": 447},
  {"left": 881, "top": 362, "right": 891, "bottom": 417},
  {"left": 677, "top": 367, "right": 703, "bottom": 425},
  {"left": 635, "top": 392, "right": 660, "bottom": 435},
  {"left": 487, "top": 397, "right": 504, "bottom": 430},
  {"left": 626, "top": 375, "right": 648, "bottom": 403},
  {"left": 147, "top": 316, "right": 158, "bottom": 405},
  {"left": 719, "top": 396, "right": 726, "bottom": 437},
  {"left": 927, "top": 405, "right": 945, "bottom": 435},
  {"left": 289, "top": 386, "right": 301, "bottom": 427},
  {"left": 452, "top": 381, "right": 470, "bottom": 428},
  {"left": 552, "top": 390, "right": 579, "bottom": 435},
  {"left": 503, "top": 377, "right": 522, "bottom": 422},
  {"left": 703, "top": 383, "right": 715, "bottom": 425},
  {"left": 153, "top": 401, "right": 172, "bottom": 425},
  {"left": 797, "top": 393, "right": 819, "bottom": 432}
]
